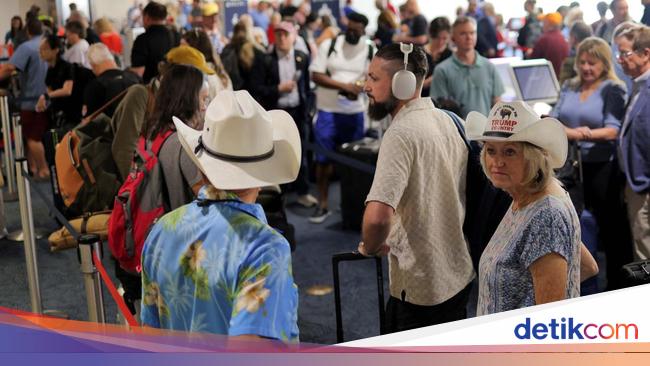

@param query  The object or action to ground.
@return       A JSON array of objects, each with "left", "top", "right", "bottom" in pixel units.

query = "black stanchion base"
[{"left": 7, "top": 228, "right": 47, "bottom": 242}]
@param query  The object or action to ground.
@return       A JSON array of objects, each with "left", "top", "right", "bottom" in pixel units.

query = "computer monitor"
[
  {"left": 509, "top": 59, "right": 561, "bottom": 104},
  {"left": 489, "top": 57, "right": 521, "bottom": 102}
]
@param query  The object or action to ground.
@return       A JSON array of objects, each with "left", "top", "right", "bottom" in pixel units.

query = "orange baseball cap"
[{"left": 543, "top": 12, "right": 563, "bottom": 26}]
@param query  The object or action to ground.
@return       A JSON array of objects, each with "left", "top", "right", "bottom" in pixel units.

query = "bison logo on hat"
[{"left": 489, "top": 105, "right": 519, "bottom": 134}]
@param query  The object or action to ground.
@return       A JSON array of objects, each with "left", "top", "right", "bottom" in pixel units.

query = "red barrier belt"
[{"left": 92, "top": 252, "right": 139, "bottom": 328}]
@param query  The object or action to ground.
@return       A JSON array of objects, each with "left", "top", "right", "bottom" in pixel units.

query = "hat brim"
[
  {"left": 465, "top": 111, "right": 568, "bottom": 169},
  {"left": 165, "top": 52, "right": 216, "bottom": 75},
  {"left": 172, "top": 110, "right": 301, "bottom": 190},
  {"left": 198, "top": 64, "right": 215, "bottom": 75}
]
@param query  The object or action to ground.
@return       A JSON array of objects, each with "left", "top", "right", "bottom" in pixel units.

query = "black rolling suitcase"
[
  {"left": 332, "top": 251, "right": 386, "bottom": 343},
  {"left": 336, "top": 138, "right": 379, "bottom": 230},
  {"left": 621, "top": 260, "right": 650, "bottom": 286}
]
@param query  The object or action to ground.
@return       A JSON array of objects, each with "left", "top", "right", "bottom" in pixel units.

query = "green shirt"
[
  {"left": 430, "top": 53, "right": 504, "bottom": 119},
  {"left": 110, "top": 83, "right": 155, "bottom": 181}
]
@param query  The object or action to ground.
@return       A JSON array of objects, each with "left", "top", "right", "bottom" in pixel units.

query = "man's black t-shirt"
[
  {"left": 131, "top": 24, "right": 176, "bottom": 83},
  {"left": 45, "top": 58, "right": 74, "bottom": 114},
  {"left": 83, "top": 69, "right": 140, "bottom": 118},
  {"left": 402, "top": 14, "right": 428, "bottom": 39},
  {"left": 45, "top": 58, "right": 92, "bottom": 124},
  {"left": 421, "top": 48, "right": 452, "bottom": 97}
]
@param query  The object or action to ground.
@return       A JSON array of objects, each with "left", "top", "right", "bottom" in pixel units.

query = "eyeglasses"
[{"left": 616, "top": 50, "right": 635, "bottom": 60}]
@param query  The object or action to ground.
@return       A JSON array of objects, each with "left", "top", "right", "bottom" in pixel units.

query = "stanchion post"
[
  {"left": 77, "top": 234, "right": 106, "bottom": 323},
  {"left": 11, "top": 112, "right": 23, "bottom": 158},
  {"left": 15, "top": 157, "right": 42, "bottom": 314},
  {"left": 1, "top": 94, "right": 17, "bottom": 197},
  {"left": 7, "top": 113, "right": 46, "bottom": 242}
]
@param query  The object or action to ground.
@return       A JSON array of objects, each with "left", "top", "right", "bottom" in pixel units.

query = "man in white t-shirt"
[
  {"left": 63, "top": 20, "right": 91, "bottom": 69},
  {"left": 309, "top": 12, "right": 375, "bottom": 223},
  {"left": 359, "top": 43, "right": 474, "bottom": 332}
]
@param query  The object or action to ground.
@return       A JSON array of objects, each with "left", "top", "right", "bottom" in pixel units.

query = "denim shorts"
[{"left": 313, "top": 110, "right": 365, "bottom": 164}]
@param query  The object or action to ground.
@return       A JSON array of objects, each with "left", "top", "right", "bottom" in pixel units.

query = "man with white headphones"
[{"left": 360, "top": 43, "right": 474, "bottom": 332}]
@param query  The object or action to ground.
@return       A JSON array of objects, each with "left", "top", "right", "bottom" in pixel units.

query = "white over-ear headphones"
[{"left": 391, "top": 42, "right": 417, "bottom": 100}]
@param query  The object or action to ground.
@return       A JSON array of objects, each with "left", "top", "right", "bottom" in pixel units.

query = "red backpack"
[{"left": 108, "top": 130, "right": 174, "bottom": 274}]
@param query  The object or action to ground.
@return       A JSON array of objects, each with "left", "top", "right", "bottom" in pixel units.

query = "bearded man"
[{"left": 360, "top": 43, "right": 475, "bottom": 333}]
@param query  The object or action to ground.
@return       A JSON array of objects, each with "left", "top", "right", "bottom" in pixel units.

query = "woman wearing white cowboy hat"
[
  {"left": 467, "top": 101, "right": 597, "bottom": 316},
  {"left": 140, "top": 90, "right": 301, "bottom": 340}
]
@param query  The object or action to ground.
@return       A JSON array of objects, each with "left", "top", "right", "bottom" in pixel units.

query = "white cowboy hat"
[
  {"left": 172, "top": 90, "right": 301, "bottom": 190},
  {"left": 465, "top": 101, "right": 568, "bottom": 169}
]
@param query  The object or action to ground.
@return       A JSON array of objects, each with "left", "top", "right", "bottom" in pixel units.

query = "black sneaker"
[{"left": 308, "top": 207, "right": 331, "bottom": 224}]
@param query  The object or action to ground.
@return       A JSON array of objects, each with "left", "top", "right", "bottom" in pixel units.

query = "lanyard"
[{"left": 197, "top": 198, "right": 262, "bottom": 222}]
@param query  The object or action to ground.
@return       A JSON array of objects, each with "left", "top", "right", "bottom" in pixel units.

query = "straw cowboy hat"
[
  {"left": 465, "top": 101, "right": 568, "bottom": 168},
  {"left": 172, "top": 90, "right": 301, "bottom": 190}
]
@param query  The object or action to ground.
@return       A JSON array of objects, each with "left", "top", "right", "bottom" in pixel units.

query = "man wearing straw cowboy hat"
[{"left": 139, "top": 90, "right": 300, "bottom": 341}]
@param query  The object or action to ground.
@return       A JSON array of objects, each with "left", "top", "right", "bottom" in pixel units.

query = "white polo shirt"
[
  {"left": 309, "top": 35, "right": 374, "bottom": 114},
  {"left": 63, "top": 39, "right": 91, "bottom": 69}
]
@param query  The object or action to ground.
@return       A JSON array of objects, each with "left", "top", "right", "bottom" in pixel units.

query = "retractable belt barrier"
[
  {"left": 303, "top": 141, "right": 376, "bottom": 175},
  {"left": 18, "top": 168, "right": 139, "bottom": 328},
  {"left": 11, "top": 96, "right": 40, "bottom": 103}
]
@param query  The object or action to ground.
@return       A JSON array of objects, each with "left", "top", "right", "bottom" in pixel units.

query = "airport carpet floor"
[{"left": 0, "top": 181, "right": 607, "bottom": 344}]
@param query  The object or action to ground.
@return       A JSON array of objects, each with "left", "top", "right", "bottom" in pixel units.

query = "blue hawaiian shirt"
[{"left": 140, "top": 185, "right": 299, "bottom": 342}]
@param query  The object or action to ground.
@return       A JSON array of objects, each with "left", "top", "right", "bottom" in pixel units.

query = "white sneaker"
[
  {"left": 296, "top": 194, "right": 318, "bottom": 208},
  {"left": 0, "top": 228, "right": 7, "bottom": 240},
  {"left": 309, "top": 207, "right": 331, "bottom": 224}
]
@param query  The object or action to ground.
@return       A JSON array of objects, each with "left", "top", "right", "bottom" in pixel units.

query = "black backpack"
[
  {"left": 444, "top": 110, "right": 512, "bottom": 271},
  {"left": 94, "top": 71, "right": 140, "bottom": 118}
]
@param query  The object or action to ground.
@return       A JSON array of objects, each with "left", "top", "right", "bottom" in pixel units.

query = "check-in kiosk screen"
[{"left": 512, "top": 64, "right": 559, "bottom": 102}]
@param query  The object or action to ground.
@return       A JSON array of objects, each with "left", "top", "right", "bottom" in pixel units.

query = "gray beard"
[{"left": 368, "top": 96, "right": 398, "bottom": 121}]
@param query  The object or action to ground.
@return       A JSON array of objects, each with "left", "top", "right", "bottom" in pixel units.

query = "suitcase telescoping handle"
[{"left": 332, "top": 251, "right": 385, "bottom": 343}]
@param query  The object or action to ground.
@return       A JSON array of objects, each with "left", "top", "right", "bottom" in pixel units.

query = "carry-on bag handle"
[
  {"left": 80, "top": 88, "right": 130, "bottom": 126},
  {"left": 332, "top": 251, "right": 385, "bottom": 343}
]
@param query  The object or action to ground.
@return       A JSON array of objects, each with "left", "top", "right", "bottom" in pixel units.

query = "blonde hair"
[
  {"left": 564, "top": 7, "right": 583, "bottom": 28},
  {"left": 569, "top": 36, "right": 621, "bottom": 89},
  {"left": 93, "top": 17, "right": 114, "bottom": 34},
  {"left": 231, "top": 19, "right": 264, "bottom": 71},
  {"left": 480, "top": 142, "right": 555, "bottom": 194},
  {"left": 378, "top": 9, "right": 398, "bottom": 30}
]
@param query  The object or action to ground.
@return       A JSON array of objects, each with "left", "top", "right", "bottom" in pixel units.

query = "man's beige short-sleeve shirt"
[{"left": 366, "top": 98, "right": 475, "bottom": 306}]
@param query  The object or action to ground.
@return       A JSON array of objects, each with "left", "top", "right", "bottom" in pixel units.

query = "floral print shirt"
[
  {"left": 477, "top": 193, "right": 581, "bottom": 316},
  {"left": 140, "top": 185, "right": 299, "bottom": 342}
]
